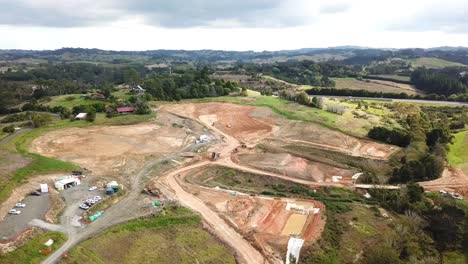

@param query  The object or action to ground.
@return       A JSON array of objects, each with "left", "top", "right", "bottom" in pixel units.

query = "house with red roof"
[{"left": 116, "top": 106, "right": 135, "bottom": 114}]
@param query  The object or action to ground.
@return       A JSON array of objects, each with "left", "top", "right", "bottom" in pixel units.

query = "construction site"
[{"left": 1, "top": 101, "right": 466, "bottom": 264}]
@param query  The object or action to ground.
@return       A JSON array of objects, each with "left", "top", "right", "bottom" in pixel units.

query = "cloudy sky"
[{"left": 0, "top": 0, "right": 467, "bottom": 51}]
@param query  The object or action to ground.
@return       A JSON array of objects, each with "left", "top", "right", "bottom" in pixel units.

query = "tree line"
[{"left": 411, "top": 68, "right": 468, "bottom": 96}]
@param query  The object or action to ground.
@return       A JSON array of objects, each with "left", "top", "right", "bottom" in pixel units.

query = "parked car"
[
  {"left": 8, "top": 209, "right": 21, "bottom": 215},
  {"left": 79, "top": 204, "right": 90, "bottom": 210},
  {"left": 86, "top": 199, "right": 96, "bottom": 205},
  {"left": 93, "top": 196, "right": 102, "bottom": 201},
  {"left": 15, "top": 203, "right": 26, "bottom": 208},
  {"left": 89, "top": 186, "right": 97, "bottom": 191},
  {"left": 30, "top": 191, "right": 41, "bottom": 196}
]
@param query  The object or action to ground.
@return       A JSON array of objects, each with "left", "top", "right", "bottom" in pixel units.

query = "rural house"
[{"left": 130, "top": 85, "right": 146, "bottom": 94}]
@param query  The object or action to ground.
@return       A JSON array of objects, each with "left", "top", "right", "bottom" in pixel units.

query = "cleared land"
[
  {"left": 408, "top": 57, "right": 466, "bottom": 68},
  {"left": 29, "top": 112, "right": 203, "bottom": 178},
  {"left": 236, "top": 152, "right": 356, "bottom": 183},
  {"left": 3, "top": 100, "right": 396, "bottom": 263},
  {"left": 163, "top": 102, "right": 395, "bottom": 160},
  {"left": 333, "top": 78, "right": 422, "bottom": 95},
  {"left": 62, "top": 207, "right": 236, "bottom": 264},
  {"left": 185, "top": 166, "right": 325, "bottom": 261}
]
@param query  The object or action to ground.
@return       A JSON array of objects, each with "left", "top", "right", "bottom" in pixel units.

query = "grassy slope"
[
  {"left": 332, "top": 78, "right": 421, "bottom": 95},
  {"left": 409, "top": 57, "right": 465, "bottom": 68},
  {"left": 63, "top": 207, "right": 236, "bottom": 264},
  {"left": 368, "top": 74, "right": 411, "bottom": 82},
  {"left": 0, "top": 231, "right": 66, "bottom": 264},
  {"left": 0, "top": 113, "right": 155, "bottom": 203},
  {"left": 448, "top": 130, "right": 468, "bottom": 174}
]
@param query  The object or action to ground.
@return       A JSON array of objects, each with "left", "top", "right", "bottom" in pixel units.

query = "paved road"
[
  {"left": 309, "top": 95, "right": 468, "bottom": 106},
  {"left": 0, "top": 128, "right": 32, "bottom": 146}
]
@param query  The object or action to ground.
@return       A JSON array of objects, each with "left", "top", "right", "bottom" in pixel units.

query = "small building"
[
  {"left": 40, "top": 184, "right": 49, "bottom": 193},
  {"left": 130, "top": 85, "right": 146, "bottom": 94},
  {"left": 89, "top": 93, "right": 106, "bottom": 100},
  {"left": 116, "top": 106, "right": 135, "bottom": 114},
  {"left": 75, "top": 113, "right": 87, "bottom": 120},
  {"left": 54, "top": 177, "right": 81, "bottom": 191}
]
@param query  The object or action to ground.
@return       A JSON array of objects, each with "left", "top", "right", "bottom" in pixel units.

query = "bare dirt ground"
[
  {"left": 175, "top": 170, "right": 325, "bottom": 264},
  {"left": 419, "top": 168, "right": 468, "bottom": 196},
  {"left": 30, "top": 113, "right": 201, "bottom": 179},
  {"left": 236, "top": 152, "right": 356, "bottom": 183},
  {"left": 163, "top": 103, "right": 278, "bottom": 143},
  {"left": 164, "top": 103, "right": 395, "bottom": 160},
  {"left": 270, "top": 121, "right": 395, "bottom": 160}
]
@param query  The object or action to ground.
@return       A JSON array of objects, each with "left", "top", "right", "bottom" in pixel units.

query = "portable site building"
[
  {"left": 54, "top": 177, "right": 81, "bottom": 191},
  {"left": 40, "top": 184, "right": 49, "bottom": 193}
]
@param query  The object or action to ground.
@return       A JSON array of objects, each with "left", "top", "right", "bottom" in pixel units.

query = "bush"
[
  {"left": 368, "top": 126, "right": 411, "bottom": 147},
  {"left": 362, "top": 244, "right": 402, "bottom": 264},
  {"left": 31, "top": 113, "right": 52, "bottom": 128},
  {"left": 2, "top": 125, "right": 15, "bottom": 133},
  {"left": 86, "top": 111, "right": 96, "bottom": 122}
]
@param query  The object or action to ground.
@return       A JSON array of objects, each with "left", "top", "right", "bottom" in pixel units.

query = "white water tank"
[{"left": 40, "top": 184, "right": 49, "bottom": 193}]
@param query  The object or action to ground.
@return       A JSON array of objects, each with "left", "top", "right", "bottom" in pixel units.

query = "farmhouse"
[
  {"left": 75, "top": 113, "right": 87, "bottom": 120},
  {"left": 116, "top": 106, "right": 136, "bottom": 114},
  {"left": 54, "top": 176, "right": 81, "bottom": 191},
  {"left": 130, "top": 85, "right": 146, "bottom": 94}
]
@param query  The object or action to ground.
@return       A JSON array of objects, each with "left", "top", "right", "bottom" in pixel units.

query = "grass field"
[
  {"left": 63, "top": 206, "right": 236, "bottom": 264},
  {"left": 332, "top": 78, "right": 421, "bottom": 95},
  {"left": 0, "top": 231, "right": 66, "bottom": 264},
  {"left": 368, "top": 74, "right": 411, "bottom": 82},
  {"left": 0, "top": 113, "right": 155, "bottom": 203},
  {"left": 408, "top": 57, "right": 465, "bottom": 69},
  {"left": 44, "top": 94, "right": 103, "bottom": 108},
  {"left": 448, "top": 130, "right": 468, "bottom": 174}
]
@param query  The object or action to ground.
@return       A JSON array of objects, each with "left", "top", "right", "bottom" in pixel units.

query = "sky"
[{"left": 0, "top": 0, "right": 467, "bottom": 51}]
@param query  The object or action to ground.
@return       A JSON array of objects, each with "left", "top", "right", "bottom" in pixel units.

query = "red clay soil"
[
  {"left": 237, "top": 152, "right": 356, "bottom": 183},
  {"left": 304, "top": 201, "right": 326, "bottom": 241},
  {"left": 419, "top": 168, "right": 468, "bottom": 195},
  {"left": 162, "top": 103, "right": 277, "bottom": 142},
  {"left": 257, "top": 200, "right": 290, "bottom": 235}
]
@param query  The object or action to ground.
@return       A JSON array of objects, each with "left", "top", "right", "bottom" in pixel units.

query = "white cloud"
[{"left": 0, "top": 0, "right": 466, "bottom": 50}]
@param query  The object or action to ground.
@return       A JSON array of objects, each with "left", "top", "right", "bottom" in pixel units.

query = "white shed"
[{"left": 75, "top": 113, "right": 87, "bottom": 120}]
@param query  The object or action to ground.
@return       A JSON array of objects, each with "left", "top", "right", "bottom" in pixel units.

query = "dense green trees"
[
  {"left": 143, "top": 68, "right": 236, "bottom": 101},
  {"left": 243, "top": 60, "right": 356, "bottom": 87},
  {"left": 411, "top": 68, "right": 468, "bottom": 96},
  {"left": 368, "top": 127, "right": 411, "bottom": 147}
]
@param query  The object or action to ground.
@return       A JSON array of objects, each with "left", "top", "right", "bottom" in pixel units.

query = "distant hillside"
[{"left": 408, "top": 57, "right": 466, "bottom": 69}]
